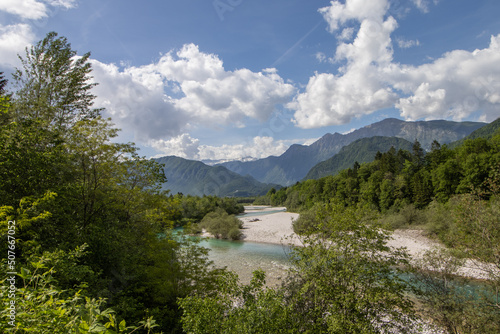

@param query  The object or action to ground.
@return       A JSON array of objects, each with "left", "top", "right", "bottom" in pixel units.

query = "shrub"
[{"left": 199, "top": 208, "right": 242, "bottom": 240}]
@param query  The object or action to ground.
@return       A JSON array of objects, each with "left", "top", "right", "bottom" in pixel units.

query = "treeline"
[
  {"left": 0, "top": 33, "right": 241, "bottom": 333},
  {"left": 169, "top": 194, "right": 244, "bottom": 225},
  {"left": 258, "top": 134, "right": 500, "bottom": 213}
]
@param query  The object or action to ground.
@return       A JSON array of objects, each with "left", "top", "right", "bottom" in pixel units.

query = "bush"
[
  {"left": 199, "top": 208, "right": 243, "bottom": 240},
  {"left": 383, "top": 203, "right": 427, "bottom": 229}
]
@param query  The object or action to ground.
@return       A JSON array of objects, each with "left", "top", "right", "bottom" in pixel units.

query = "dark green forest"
[
  {"left": 0, "top": 32, "right": 244, "bottom": 333},
  {"left": 1, "top": 33, "right": 499, "bottom": 333}
]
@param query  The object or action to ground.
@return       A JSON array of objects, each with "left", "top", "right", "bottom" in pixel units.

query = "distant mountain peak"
[{"left": 218, "top": 118, "right": 487, "bottom": 186}]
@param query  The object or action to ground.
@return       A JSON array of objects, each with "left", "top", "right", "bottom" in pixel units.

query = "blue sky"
[{"left": 1, "top": 0, "right": 500, "bottom": 161}]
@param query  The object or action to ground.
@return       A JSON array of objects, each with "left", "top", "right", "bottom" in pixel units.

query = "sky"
[{"left": 1, "top": 0, "right": 500, "bottom": 161}]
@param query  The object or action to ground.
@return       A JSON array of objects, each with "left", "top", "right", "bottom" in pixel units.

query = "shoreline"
[
  {"left": 237, "top": 206, "right": 496, "bottom": 281},
  {"left": 239, "top": 207, "right": 301, "bottom": 246}
]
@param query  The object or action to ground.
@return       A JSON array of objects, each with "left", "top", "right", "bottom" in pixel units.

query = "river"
[{"left": 198, "top": 207, "right": 293, "bottom": 285}]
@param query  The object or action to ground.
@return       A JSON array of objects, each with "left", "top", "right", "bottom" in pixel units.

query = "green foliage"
[
  {"left": 1, "top": 32, "right": 235, "bottom": 333},
  {"left": 179, "top": 270, "right": 291, "bottom": 334},
  {"left": 12, "top": 31, "right": 100, "bottom": 130},
  {"left": 0, "top": 252, "right": 160, "bottom": 333},
  {"left": 305, "top": 136, "right": 413, "bottom": 180},
  {"left": 182, "top": 202, "right": 417, "bottom": 334},
  {"left": 286, "top": 202, "right": 415, "bottom": 333},
  {"left": 259, "top": 130, "right": 500, "bottom": 215},
  {"left": 199, "top": 208, "right": 243, "bottom": 240},
  {"left": 172, "top": 194, "right": 244, "bottom": 226},
  {"left": 383, "top": 203, "right": 427, "bottom": 230}
]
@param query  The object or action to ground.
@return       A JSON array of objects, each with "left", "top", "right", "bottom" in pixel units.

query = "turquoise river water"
[{"left": 198, "top": 207, "right": 293, "bottom": 285}]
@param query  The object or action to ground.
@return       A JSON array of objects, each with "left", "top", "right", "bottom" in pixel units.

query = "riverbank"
[
  {"left": 239, "top": 206, "right": 301, "bottom": 246},
  {"left": 238, "top": 206, "right": 496, "bottom": 281}
]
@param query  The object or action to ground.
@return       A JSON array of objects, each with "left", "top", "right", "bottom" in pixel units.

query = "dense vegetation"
[
  {"left": 0, "top": 32, "right": 241, "bottom": 333},
  {"left": 257, "top": 131, "right": 500, "bottom": 213},
  {"left": 198, "top": 208, "right": 243, "bottom": 240},
  {"left": 304, "top": 136, "right": 414, "bottom": 180}
]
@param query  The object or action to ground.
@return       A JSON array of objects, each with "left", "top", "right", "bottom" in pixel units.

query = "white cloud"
[
  {"left": 315, "top": 52, "right": 327, "bottom": 63},
  {"left": 90, "top": 44, "right": 296, "bottom": 141},
  {"left": 290, "top": 0, "right": 398, "bottom": 128},
  {"left": 319, "top": 0, "right": 390, "bottom": 33},
  {"left": 0, "top": 0, "right": 47, "bottom": 20},
  {"left": 338, "top": 27, "right": 355, "bottom": 41},
  {"left": 0, "top": 24, "right": 35, "bottom": 67},
  {"left": 290, "top": 0, "right": 500, "bottom": 128},
  {"left": 89, "top": 59, "right": 188, "bottom": 140},
  {"left": 392, "top": 35, "right": 500, "bottom": 121},
  {"left": 44, "top": 0, "right": 77, "bottom": 9},
  {"left": 149, "top": 134, "right": 200, "bottom": 159},
  {"left": 0, "top": 0, "right": 79, "bottom": 68},
  {"left": 396, "top": 38, "right": 420, "bottom": 48},
  {"left": 412, "top": 0, "right": 439, "bottom": 13},
  {"left": 150, "top": 134, "right": 292, "bottom": 161},
  {"left": 0, "top": 0, "right": 77, "bottom": 20}
]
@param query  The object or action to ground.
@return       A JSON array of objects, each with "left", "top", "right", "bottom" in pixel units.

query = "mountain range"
[
  {"left": 217, "top": 118, "right": 485, "bottom": 186},
  {"left": 155, "top": 156, "right": 277, "bottom": 197},
  {"left": 155, "top": 118, "right": 493, "bottom": 196}
]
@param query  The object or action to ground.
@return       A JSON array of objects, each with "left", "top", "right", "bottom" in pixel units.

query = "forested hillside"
[
  {"left": 155, "top": 155, "right": 276, "bottom": 197},
  {"left": 304, "top": 136, "right": 414, "bottom": 180},
  {"left": 257, "top": 122, "right": 499, "bottom": 212}
]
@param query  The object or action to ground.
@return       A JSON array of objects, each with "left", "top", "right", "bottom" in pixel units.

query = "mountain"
[
  {"left": 304, "top": 136, "right": 414, "bottom": 180},
  {"left": 218, "top": 118, "right": 485, "bottom": 186},
  {"left": 155, "top": 156, "right": 276, "bottom": 197},
  {"left": 448, "top": 117, "right": 500, "bottom": 148}
]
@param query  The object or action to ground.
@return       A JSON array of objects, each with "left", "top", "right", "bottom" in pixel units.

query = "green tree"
[
  {"left": 379, "top": 177, "right": 395, "bottom": 211},
  {"left": 285, "top": 202, "right": 415, "bottom": 333},
  {"left": 0, "top": 249, "right": 160, "bottom": 334},
  {"left": 1, "top": 32, "right": 227, "bottom": 332},
  {"left": 199, "top": 208, "right": 242, "bottom": 240},
  {"left": 12, "top": 32, "right": 100, "bottom": 131},
  {"left": 179, "top": 270, "right": 290, "bottom": 334}
]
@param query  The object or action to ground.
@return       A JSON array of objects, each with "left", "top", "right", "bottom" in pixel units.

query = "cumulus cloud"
[
  {"left": 90, "top": 44, "right": 296, "bottom": 140},
  {"left": 0, "top": 0, "right": 48, "bottom": 19},
  {"left": 0, "top": 24, "right": 35, "bottom": 67},
  {"left": 0, "top": 0, "right": 79, "bottom": 68},
  {"left": 0, "top": 0, "right": 77, "bottom": 20},
  {"left": 149, "top": 134, "right": 292, "bottom": 161},
  {"left": 318, "top": 0, "right": 390, "bottom": 33},
  {"left": 392, "top": 35, "right": 500, "bottom": 121},
  {"left": 290, "top": 0, "right": 398, "bottom": 128},
  {"left": 149, "top": 134, "right": 200, "bottom": 159},
  {"left": 89, "top": 60, "right": 188, "bottom": 141},
  {"left": 290, "top": 0, "right": 500, "bottom": 128}
]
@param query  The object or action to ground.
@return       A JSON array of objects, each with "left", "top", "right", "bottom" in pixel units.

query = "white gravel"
[{"left": 239, "top": 207, "right": 496, "bottom": 281}]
